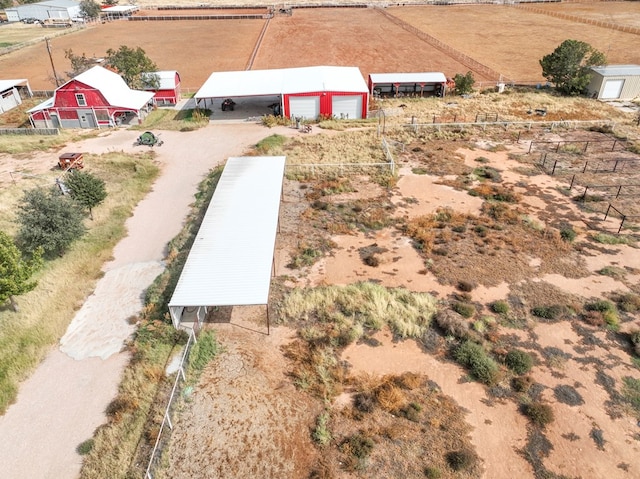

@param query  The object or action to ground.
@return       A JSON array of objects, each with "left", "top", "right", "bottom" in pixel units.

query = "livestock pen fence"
[
  {"left": 144, "top": 327, "right": 198, "bottom": 479},
  {"left": 404, "top": 118, "right": 615, "bottom": 133}
]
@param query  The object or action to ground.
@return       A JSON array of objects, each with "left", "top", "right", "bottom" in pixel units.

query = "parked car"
[{"left": 21, "top": 17, "right": 38, "bottom": 24}]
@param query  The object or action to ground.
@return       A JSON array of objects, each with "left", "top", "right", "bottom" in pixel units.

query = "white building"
[{"left": 5, "top": 0, "right": 81, "bottom": 22}]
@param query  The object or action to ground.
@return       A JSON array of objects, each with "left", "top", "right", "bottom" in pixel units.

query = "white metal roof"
[
  {"left": 142, "top": 71, "right": 179, "bottom": 90},
  {"left": 27, "top": 97, "right": 54, "bottom": 113},
  {"left": 591, "top": 65, "right": 640, "bottom": 77},
  {"left": 0, "top": 79, "right": 28, "bottom": 92},
  {"left": 169, "top": 156, "right": 286, "bottom": 312},
  {"left": 195, "top": 66, "right": 368, "bottom": 99},
  {"left": 101, "top": 5, "right": 140, "bottom": 13},
  {"left": 369, "top": 72, "right": 447, "bottom": 84}
]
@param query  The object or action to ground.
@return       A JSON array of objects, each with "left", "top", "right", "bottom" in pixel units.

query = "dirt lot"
[
  {"left": 155, "top": 117, "right": 640, "bottom": 479},
  {"left": 534, "top": 1, "right": 640, "bottom": 29}
]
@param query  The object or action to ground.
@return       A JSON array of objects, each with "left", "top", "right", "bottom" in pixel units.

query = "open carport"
[
  {"left": 195, "top": 66, "right": 369, "bottom": 120},
  {"left": 368, "top": 72, "right": 447, "bottom": 98},
  {"left": 168, "top": 156, "right": 286, "bottom": 333}
]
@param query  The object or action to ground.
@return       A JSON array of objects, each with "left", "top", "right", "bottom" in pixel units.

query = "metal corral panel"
[
  {"left": 588, "top": 65, "right": 640, "bottom": 100},
  {"left": 168, "top": 156, "right": 286, "bottom": 323}
]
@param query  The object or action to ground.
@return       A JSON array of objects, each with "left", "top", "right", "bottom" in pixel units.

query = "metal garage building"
[
  {"left": 587, "top": 65, "right": 640, "bottom": 101},
  {"left": 368, "top": 72, "right": 447, "bottom": 98},
  {"left": 195, "top": 66, "right": 369, "bottom": 120},
  {"left": 5, "top": 0, "right": 81, "bottom": 22},
  {"left": 168, "top": 156, "right": 286, "bottom": 333},
  {"left": 0, "top": 79, "right": 32, "bottom": 114}
]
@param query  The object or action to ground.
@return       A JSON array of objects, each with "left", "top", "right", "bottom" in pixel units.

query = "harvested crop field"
[{"left": 388, "top": 4, "right": 640, "bottom": 83}]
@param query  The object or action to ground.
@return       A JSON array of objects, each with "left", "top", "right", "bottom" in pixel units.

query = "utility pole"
[{"left": 46, "top": 38, "right": 60, "bottom": 87}]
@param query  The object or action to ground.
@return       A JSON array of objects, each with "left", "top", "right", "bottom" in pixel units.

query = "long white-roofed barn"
[{"left": 195, "top": 66, "right": 369, "bottom": 120}]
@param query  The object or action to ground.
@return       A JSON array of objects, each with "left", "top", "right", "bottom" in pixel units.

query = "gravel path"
[{"left": 0, "top": 120, "right": 293, "bottom": 479}]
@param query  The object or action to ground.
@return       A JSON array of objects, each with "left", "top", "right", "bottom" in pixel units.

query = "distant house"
[
  {"left": 142, "top": 71, "right": 181, "bottom": 105},
  {"left": 0, "top": 79, "right": 32, "bottom": 114},
  {"left": 587, "top": 65, "right": 640, "bottom": 101},
  {"left": 5, "top": 0, "right": 81, "bottom": 22},
  {"left": 28, "top": 66, "right": 155, "bottom": 129}
]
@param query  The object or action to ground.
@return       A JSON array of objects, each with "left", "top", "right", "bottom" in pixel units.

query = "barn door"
[
  {"left": 77, "top": 109, "right": 97, "bottom": 128},
  {"left": 289, "top": 96, "right": 320, "bottom": 120},
  {"left": 601, "top": 79, "right": 624, "bottom": 100},
  {"left": 331, "top": 95, "right": 363, "bottom": 119}
]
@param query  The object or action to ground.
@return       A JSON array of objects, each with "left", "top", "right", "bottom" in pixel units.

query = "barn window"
[
  {"left": 75, "top": 94, "right": 87, "bottom": 106},
  {"left": 94, "top": 110, "right": 109, "bottom": 122}
]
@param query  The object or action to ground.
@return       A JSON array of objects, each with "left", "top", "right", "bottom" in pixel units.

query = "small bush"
[
  {"left": 105, "top": 394, "right": 139, "bottom": 422},
  {"left": 446, "top": 449, "right": 477, "bottom": 471},
  {"left": 592, "top": 233, "right": 633, "bottom": 245},
  {"left": 522, "top": 402, "right": 555, "bottom": 428},
  {"left": 505, "top": 349, "right": 534, "bottom": 375},
  {"left": 454, "top": 340, "right": 501, "bottom": 385},
  {"left": 398, "top": 402, "right": 422, "bottom": 422},
  {"left": 630, "top": 330, "right": 640, "bottom": 356},
  {"left": 491, "top": 300, "right": 510, "bottom": 314},
  {"left": 435, "top": 310, "right": 470, "bottom": 339},
  {"left": 622, "top": 377, "right": 640, "bottom": 414},
  {"left": 353, "top": 392, "right": 376, "bottom": 413},
  {"left": 424, "top": 466, "right": 442, "bottom": 478},
  {"left": 531, "top": 305, "right": 564, "bottom": 321},
  {"left": 614, "top": 293, "right": 640, "bottom": 313},
  {"left": 312, "top": 412, "right": 332, "bottom": 446},
  {"left": 363, "top": 253, "right": 380, "bottom": 267},
  {"left": 585, "top": 299, "right": 615, "bottom": 313},
  {"left": 584, "top": 300, "right": 619, "bottom": 329},
  {"left": 341, "top": 433, "right": 375, "bottom": 461},
  {"left": 560, "top": 226, "right": 577, "bottom": 242},
  {"left": 457, "top": 280, "right": 475, "bottom": 292},
  {"left": 452, "top": 301, "right": 476, "bottom": 318},
  {"left": 512, "top": 375, "right": 534, "bottom": 393},
  {"left": 76, "top": 438, "right": 94, "bottom": 455}
]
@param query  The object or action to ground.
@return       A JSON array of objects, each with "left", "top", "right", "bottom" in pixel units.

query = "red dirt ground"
[{"left": 251, "top": 8, "right": 490, "bottom": 82}]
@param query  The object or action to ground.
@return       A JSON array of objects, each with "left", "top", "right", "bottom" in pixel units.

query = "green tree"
[
  {"left": 64, "top": 171, "right": 107, "bottom": 219},
  {"left": 79, "top": 0, "right": 101, "bottom": 19},
  {"left": 454, "top": 71, "right": 475, "bottom": 95},
  {"left": 65, "top": 49, "right": 96, "bottom": 78},
  {"left": 104, "top": 46, "right": 158, "bottom": 89},
  {"left": 0, "top": 232, "right": 43, "bottom": 312},
  {"left": 16, "top": 188, "right": 86, "bottom": 259},
  {"left": 540, "top": 39, "right": 606, "bottom": 96}
]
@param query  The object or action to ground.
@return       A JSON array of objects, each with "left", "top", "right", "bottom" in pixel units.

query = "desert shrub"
[
  {"left": 585, "top": 299, "right": 615, "bottom": 313},
  {"left": 512, "top": 375, "right": 534, "bottom": 393},
  {"left": 423, "top": 466, "right": 442, "bottom": 478},
  {"left": 398, "top": 402, "right": 422, "bottom": 422},
  {"left": 312, "top": 412, "right": 332, "bottom": 446},
  {"left": 473, "top": 166, "right": 502, "bottom": 182},
  {"left": 106, "top": 394, "right": 139, "bottom": 422},
  {"left": 584, "top": 300, "right": 619, "bottom": 329},
  {"left": 446, "top": 449, "right": 477, "bottom": 471},
  {"left": 341, "top": 433, "right": 375, "bottom": 470},
  {"left": 582, "top": 310, "right": 605, "bottom": 327},
  {"left": 353, "top": 392, "right": 376, "bottom": 413},
  {"left": 531, "top": 305, "right": 564, "bottom": 321},
  {"left": 288, "top": 244, "right": 322, "bottom": 268},
  {"left": 613, "top": 293, "right": 640, "bottom": 313},
  {"left": 435, "top": 310, "right": 469, "bottom": 339},
  {"left": 522, "top": 402, "right": 555, "bottom": 428},
  {"left": 553, "top": 384, "right": 584, "bottom": 406},
  {"left": 76, "top": 439, "right": 94, "bottom": 455},
  {"left": 375, "top": 384, "right": 406, "bottom": 412},
  {"left": 505, "top": 349, "right": 534, "bottom": 375},
  {"left": 454, "top": 341, "right": 501, "bottom": 385},
  {"left": 452, "top": 301, "right": 476, "bottom": 318},
  {"left": 622, "top": 377, "right": 640, "bottom": 415},
  {"left": 591, "top": 233, "right": 633, "bottom": 245},
  {"left": 630, "top": 330, "right": 640, "bottom": 356},
  {"left": 560, "top": 226, "right": 577, "bottom": 242},
  {"left": 457, "top": 280, "right": 475, "bottom": 292},
  {"left": 255, "top": 134, "right": 286, "bottom": 153},
  {"left": 491, "top": 300, "right": 510, "bottom": 314},
  {"left": 363, "top": 253, "right": 380, "bottom": 267}
]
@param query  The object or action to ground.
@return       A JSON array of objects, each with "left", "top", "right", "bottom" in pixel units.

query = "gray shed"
[
  {"left": 5, "top": 0, "right": 81, "bottom": 22},
  {"left": 587, "top": 65, "right": 640, "bottom": 101}
]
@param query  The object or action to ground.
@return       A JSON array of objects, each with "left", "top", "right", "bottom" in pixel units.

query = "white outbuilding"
[
  {"left": 587, "top": 65, "right": 640, "bottom": 101},
  {"left": 0, "top": 79, "right": 32, "bottom": 114},
  {"left": 168, "top": 156, "right": 286, "bottom": 333}
]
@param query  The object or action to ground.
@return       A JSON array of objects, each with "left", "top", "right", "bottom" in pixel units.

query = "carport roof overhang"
[
  {"left": 195, "top": 66, "right": 368, "bottom": 100},
  {"left": 369, "top": 72, "right": 447, "bottom": 85},
  {"left": 168, "top": 156, "right": 286, "bottom": 328}
]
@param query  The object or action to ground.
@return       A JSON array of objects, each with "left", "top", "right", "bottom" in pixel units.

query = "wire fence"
[
  {"left": 404, "top": 118, "right": 615, "bottom": 133},
  {"left": 0, "top": 127, "right": 59, "bottom": 135},
  {"left": 144, "top": 328, "right": 197, "bottom": 479}
]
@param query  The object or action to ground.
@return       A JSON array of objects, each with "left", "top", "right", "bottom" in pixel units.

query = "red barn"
[
  {"left": 142, "top": 71, "right": 181, "bottom": 105},
  {"left": 195, "top": 66, "right": 369, "bottom": 120},
  {"left": 28, "top": 66, "right": 155, "bottom": 129}
]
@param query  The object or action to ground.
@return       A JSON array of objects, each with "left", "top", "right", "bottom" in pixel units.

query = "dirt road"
[{"left": 0, "top": 119, "right": 294, "bottom": 479}]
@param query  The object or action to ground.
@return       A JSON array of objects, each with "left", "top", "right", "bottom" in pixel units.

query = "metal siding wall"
[
  {"left": 284, "top": 91, "right": 368, "bottom": 119},
  {"left": 620, "top": 76, "right": 640, "bottom": 100},
  {"left": 328, "top": 92, "right": 368, "bottom": 119}
]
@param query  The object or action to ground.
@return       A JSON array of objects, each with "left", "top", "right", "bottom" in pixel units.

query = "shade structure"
[{"left": 168, "top": 156, "right": 286, "bottom": 329}]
